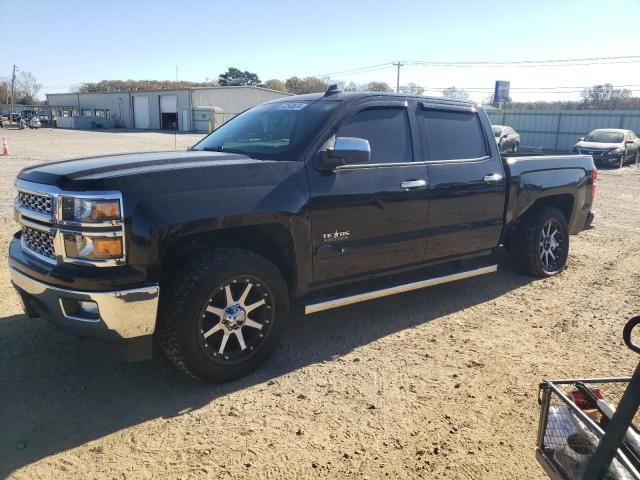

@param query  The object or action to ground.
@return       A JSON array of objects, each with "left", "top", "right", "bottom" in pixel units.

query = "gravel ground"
[{"left": 0, "top": 128, "right": 638, "bottom": 480}]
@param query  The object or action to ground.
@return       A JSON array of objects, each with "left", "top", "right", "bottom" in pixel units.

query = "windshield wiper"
[{"left": 201, "top": 145, "right": 255, "bottom": 158}]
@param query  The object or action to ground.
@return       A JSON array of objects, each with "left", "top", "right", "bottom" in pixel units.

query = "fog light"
[
  {"left": 60, "top": 298, "right": 100, "bottom": 321},
  {"left": 78, "top": 301, "right": 98, "bottom": 315}
]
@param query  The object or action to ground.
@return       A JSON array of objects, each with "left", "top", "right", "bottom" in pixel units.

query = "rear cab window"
[{"left": 419, "top": 108, "right": 488, "bottom": 161}]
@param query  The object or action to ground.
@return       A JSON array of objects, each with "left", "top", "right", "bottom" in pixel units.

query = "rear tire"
[
  {"left": 511, "top": 207, "right": 569, "bottom": 277},
  {"left": 158, "top": 248, "right": 289, "bottom": 382}
]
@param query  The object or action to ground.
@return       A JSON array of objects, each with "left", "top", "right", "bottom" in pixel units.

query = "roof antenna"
[{"left": 324, "top": 84, "right": 342, "bottom": 97}]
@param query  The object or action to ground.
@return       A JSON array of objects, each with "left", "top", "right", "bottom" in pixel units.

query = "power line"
[
  {"left": 317, "top": 63, "right": 393, "bottom": 78},
  {"left": 406, "top": 60, "right": 640, "bottom": 68},
  {"left": 420, "top": 84, "right": 640, "bottom": 92},
  {"left": 404, "top": 55, "right": 640, "bottom": 66},
  {"left": 317, "top": 55, "right": 640, "bottom": 77}
]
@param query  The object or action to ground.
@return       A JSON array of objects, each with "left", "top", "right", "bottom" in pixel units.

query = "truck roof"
[{"left": 267, "top": 91, "right": 478, "bottom": 109}]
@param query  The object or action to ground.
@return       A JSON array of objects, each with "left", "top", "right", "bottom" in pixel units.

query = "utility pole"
[
  {"left": 10, "top": 64, "right": 17, "bottom": 124},
  {"left": 393, "top": 61, "right": 404, "bottom": 93}
]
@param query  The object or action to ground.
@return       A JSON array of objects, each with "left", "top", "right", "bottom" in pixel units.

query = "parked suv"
[
  {"left": 572, "top": 128, "right": 640, "bottom": 168},
  {"left": 9, "top": 89, "right": 596, "bottom": 382},
  {"left": 492, "top": 124, "right": 520, "bottom": 153}
]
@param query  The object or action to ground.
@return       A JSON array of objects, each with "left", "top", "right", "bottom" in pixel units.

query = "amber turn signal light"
[{"left": 92, "top": 237, "right": 123, "bottom": 258}]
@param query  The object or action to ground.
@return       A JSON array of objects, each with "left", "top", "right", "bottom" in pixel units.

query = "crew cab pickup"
[{"left": 9, "top": 89, "right": 596, "bottom": 382}]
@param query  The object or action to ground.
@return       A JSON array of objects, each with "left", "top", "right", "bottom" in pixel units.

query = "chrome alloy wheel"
[
  {"left": 197, "top": 276, "right": 273, "bottom": 364},
  {"left": 538, "top": 219, "right": 565, "bottom": 272}
]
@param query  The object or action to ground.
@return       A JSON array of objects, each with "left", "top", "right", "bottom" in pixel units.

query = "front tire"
[
  {"left": 158, "top": 248, "right": 290, "bottom": 382},
  {"left": 511, "top": 207, "right": 569, "bottom": 277}
]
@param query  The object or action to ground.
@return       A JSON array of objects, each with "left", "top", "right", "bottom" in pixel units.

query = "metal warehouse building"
[{"left": 45, "top": 86, "right": 290, "bottom": 132}]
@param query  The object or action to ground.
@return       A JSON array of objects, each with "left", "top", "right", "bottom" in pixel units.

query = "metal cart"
[{"left": 537, "top": 316, "right": 640, "bottom": 480}]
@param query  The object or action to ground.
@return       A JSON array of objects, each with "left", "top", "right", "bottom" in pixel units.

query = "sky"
[{"left": 1, "top": 0, "right": 639, "bottom": 102}]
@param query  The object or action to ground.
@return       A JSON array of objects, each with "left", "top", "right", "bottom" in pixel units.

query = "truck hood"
[
  {"left": 575, "top": 141, "right": 623, "bottom": 150},
  {"left": 17, "top": 151, "right": 265, "bottom": 187}
]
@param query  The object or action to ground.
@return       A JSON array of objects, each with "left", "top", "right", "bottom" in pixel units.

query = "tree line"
[{"left": 3, "top": 67, "right": 639, "bottom": 110}]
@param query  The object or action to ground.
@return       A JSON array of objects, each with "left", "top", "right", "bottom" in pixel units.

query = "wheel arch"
[
  {"left": 160, "top": 224, "right": 298, "bottom": 294},
  {"left": 523, "top": 194, "right": 574, "bottom": 223},
  {"left": 502, "top": 193, "right": 574, "bottom": 248}
]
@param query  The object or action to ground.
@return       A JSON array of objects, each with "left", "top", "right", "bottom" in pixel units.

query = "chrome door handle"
[
  {"left": 483, "top": 173, "right": 503, "bottom": 183},
  {"left": 400, "top": 179, "right": 427, "bottom": 190}
]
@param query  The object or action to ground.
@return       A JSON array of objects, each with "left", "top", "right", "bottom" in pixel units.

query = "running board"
[{"left": 304, "top": 265, "right": 498, "bottom": 315}]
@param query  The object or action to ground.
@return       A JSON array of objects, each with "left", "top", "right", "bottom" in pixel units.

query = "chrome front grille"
[
  {"left": 15, "top": 179, "right": 126, "bottom": 267},
  {"left": 22, "top": 226, "right": 55, "bottom": 260},
  {"left": 18, "top": 191, "right": 53, "bottom": 216}
]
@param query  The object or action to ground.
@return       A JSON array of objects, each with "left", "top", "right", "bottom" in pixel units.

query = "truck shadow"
[{"left": 0, "top": 256, "right": 532, "bottom": 477}]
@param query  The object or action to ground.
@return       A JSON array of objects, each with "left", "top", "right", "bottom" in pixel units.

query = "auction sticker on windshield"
[{"left": 276, "top": 103, "right": 308, "bottom": 110}]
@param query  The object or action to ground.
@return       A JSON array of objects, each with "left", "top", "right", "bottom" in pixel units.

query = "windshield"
[
  {"left": 492, "top": 126, "right": 503, "bottom": 137},
  {"left": 192, "top": 101, "right": 339, "bottom": 160},
  {"left": 584, "top": 131, "right": 624, "bottom": 143}
]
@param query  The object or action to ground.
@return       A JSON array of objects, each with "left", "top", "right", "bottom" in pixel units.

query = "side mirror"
[
  {"left": 578, "top": 137, "right": 585, "bottom": 142},
  {"left": 625, "top": 140, "right": 634, "bottom": 145},
  {"left": 318, "top": 137, "right": 371, "bottom": 169}
]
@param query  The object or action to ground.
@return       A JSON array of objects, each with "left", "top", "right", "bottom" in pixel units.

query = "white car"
[{"left": 29, "top": 117, "right": 41, "bottom": 129}]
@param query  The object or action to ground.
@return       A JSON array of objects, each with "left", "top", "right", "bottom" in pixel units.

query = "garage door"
[
  {"left": 133, "top": 96, "right": 150, "bottom": 129},
  {"left": 160, "top": 95, "right": 177, "bottom": 113}
]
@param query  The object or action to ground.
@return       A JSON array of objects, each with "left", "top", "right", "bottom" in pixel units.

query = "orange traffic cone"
[{"left": 1, "top": 138, "right": 8, "bottom": 156}]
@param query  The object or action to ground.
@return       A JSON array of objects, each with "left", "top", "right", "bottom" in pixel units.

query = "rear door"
[
  {"left": 307, "top": 100, "right": 429, "bottom": 283},
  {"left": 418, "top": 103, "right": 506, "bottom": 261}
]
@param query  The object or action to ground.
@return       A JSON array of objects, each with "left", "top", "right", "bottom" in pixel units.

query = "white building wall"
[
  {"left": 191, "top": 87, "right": 290, "bottom": 118},
  {"left": 47, "top": 92, "right": 133, "bottom": 128},
  {"left": 46, "top": 87, "right": 290, "bottom": 131},
  {"left": 131, "top": 89, "right": 191, "bottom": 131}
]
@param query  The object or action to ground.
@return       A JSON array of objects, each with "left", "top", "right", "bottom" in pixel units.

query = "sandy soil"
[{"left": 0, "top": 128, "right": 638, "bottom": 479}]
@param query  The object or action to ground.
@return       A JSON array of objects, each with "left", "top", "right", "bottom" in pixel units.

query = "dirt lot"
[{"left": 0, "top": 128, "right": 638, "bottom": 479}]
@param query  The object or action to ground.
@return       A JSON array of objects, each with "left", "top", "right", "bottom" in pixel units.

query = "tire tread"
[{"left": 157, "top": 248, "right": 287, "bottom": 382}]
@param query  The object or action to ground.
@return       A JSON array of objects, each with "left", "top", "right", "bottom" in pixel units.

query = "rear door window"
[
  {"left": 335, "top": 107, "right": 413, "bottom": 164},
  {"left": 419, "top": 109, "right": 488, "bottom": 160}
]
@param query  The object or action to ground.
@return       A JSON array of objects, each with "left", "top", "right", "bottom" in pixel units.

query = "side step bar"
[{"left": 304, "top": 265, "right": 498, "bottom": 315}]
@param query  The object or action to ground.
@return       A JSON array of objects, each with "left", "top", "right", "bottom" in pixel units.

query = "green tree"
[
  {"left": 441, "top": 86, "right": 470, "bottom": 101},
  {"left": 218, "top": 67, "right": 261, "bottom": 86},
  {"left": 367, "top": 81, "right": 393, "bottom": 92},
  {"left": 262, "top": 79, "right": 288, "bottom": 92}
]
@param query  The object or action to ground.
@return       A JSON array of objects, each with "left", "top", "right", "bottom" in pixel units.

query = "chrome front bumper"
[{"left": 10, "top": 266, "right": 159, "bottom": 339}]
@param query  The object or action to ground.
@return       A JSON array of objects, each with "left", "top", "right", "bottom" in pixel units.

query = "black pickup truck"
[{"left": 9, "top": 89, "right": 596, "bottom": 382}]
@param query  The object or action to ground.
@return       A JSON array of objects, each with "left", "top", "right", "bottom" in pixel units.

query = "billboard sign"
[{"left": 494, "top": 80, "right": 511, "bottom": 103}]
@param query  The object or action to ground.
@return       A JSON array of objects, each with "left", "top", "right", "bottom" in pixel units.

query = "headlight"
[
  {"left": 63, "top": 233, "right": 124, "bottom": 260},
  {"left": 610, "top": 148, "right": 623, "bottom": 155},
  {"left": 61, "top": 197, "right": 121, "bottom": 223}
]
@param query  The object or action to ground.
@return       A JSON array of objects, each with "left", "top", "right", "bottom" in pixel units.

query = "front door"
[
  {"left": 307, "top": 102, "right": 429, "bottom": 284},
  {"left": 417, "top": 104, "right": 506, "bottom": 260}
]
